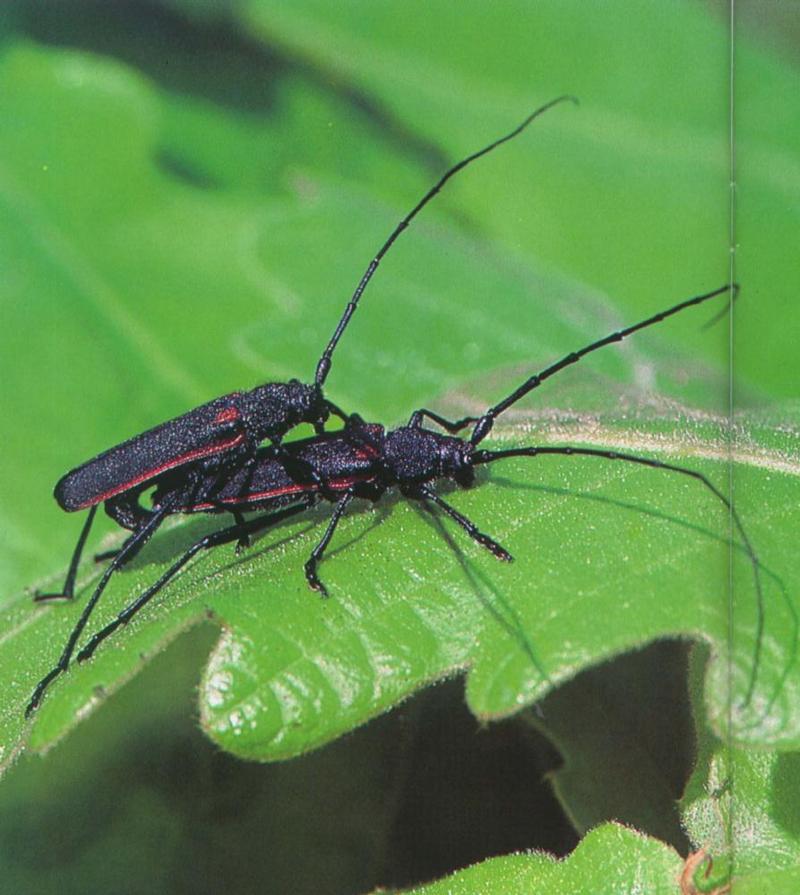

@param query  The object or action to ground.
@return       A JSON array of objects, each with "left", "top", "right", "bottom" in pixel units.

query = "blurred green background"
[{"left": 0, "top": 2, "right": 798, "bottom": 893}]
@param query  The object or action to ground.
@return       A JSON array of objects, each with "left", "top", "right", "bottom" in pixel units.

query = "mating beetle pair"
[{"left": 27, "top": 97, "right": 758, "bottom": 718}]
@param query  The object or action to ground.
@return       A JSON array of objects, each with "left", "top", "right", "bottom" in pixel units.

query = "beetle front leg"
[
  {"left": 408, "top": 409, "right": 479, "bottom": 433},
  {"left": 324, "top": 400, "right": 352, "bottom": 427},
  {"left": 419, "top": 486, "right": 513, "bottom": 561}
]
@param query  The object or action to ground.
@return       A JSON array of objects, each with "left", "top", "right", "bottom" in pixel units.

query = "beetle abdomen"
[{"left": 54, "top": 394, "right": 247, "bottom": 511}]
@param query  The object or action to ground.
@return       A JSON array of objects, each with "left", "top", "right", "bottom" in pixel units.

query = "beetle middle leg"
[{"left": 304, "top": 491, "right": 355, "bottom": 597}]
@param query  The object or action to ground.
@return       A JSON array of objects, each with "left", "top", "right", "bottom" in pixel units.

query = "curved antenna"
[
  {"left": 469, "top": 283, "right": 736, "bottom": 445},
  {"left": 314, "top": 94, "right": 578, "bottom": 387}
]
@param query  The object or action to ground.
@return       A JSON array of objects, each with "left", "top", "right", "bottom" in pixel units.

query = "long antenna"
[
  {"left": 469, "top": 283, "right": 736, "bottom": 445},
  {"left": 314, "top": 94, "right": 578, "bottom": 387}
]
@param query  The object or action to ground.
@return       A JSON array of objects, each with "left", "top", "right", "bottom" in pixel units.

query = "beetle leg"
[
  {"left": 324, "top": 400, "right": 351, "bottom": 425},
  {"left": 419, "top": 486, "right": 513, "bottom": 562},
  {"left": 304, "top": 491, "right": 355, "bottom": 597},
  {"left": 34, "top": 505, "right": 99, "bottom": 603},
  {"left": 408, "top": 409, "right": 479, "bottom": 433},
  {"left": 76, "top": 498, "right": 315, "bottom": 665},
  {"left": 232, "top": 510, "right": 250, "bottom": 552},
  {"left": 95, "top": 530, "right": 142, "bottom": 564},
  {"left": 26, "top": 502, "right": 173, "bottom": 716}
]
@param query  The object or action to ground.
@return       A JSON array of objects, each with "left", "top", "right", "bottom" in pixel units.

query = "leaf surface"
[{"left": 0, "top": 41, "right": 798, "bottom": 769}]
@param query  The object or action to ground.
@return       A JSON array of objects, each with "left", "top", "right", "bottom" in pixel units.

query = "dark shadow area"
[
  {"left": 17, "top": 0, "right": 287, "bottom": 115},
  {"left": 701, "top": 0, "right": 800, "bottom": 66},
  {"left": 533, "top": 639, "right": 696, "bottom": 854},
  {"left": 379, "top": 680, "right": 578, "bottom": 887},
  {"left": 13, "top": 0, "right": 448, "bottom": 182}
]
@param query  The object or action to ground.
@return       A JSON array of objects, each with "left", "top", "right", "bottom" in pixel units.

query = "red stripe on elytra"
[
  {"left": 353, "top": 445, "right": 380, "bottom": 461},
  {"left": 213, "top": 407, "right": 240, "bottom": 425},
  {"left": 190, "top": 475, "right": 369, "bottom": 511},
  {"left": 76, "top": 433, "right": 245, "bottom": 509}
]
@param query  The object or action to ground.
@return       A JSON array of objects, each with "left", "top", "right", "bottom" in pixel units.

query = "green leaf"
[
  {"left": 0, "top": 39, "right": 798, "bottom": 770},
  {"left": 681, "top": 647, "right": 800, "bottom": 879},
  {"left": 396, "top": 823, "right": 682, "bottom": 895},
  {"left": 0, "top": 5, "right": 797, "bottom": 894},
  {"left": 727, "top": 867, "right": 800, "bottom": 895}
]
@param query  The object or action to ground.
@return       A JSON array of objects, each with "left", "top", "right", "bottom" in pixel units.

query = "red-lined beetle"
[
  {"left": 29, "top": 284, "right": 764, "bottom": 716},
  {"left": 38, "top": 96, "right": 576, "bottom": 608}
]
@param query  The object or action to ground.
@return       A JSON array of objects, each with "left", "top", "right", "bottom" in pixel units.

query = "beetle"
[
  {"left": 29, "top": 282, "right": 762, "bottom": 715},
  {"left": 39, "top": 95, "right": 578, "bottom": 606}
]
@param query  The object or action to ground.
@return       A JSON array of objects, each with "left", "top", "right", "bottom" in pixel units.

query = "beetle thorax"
[
  {"left": 245, "top": 380, "right": 326, "bottom": 440},
  {"left": 382, "top": 427, "right": 474, "bottom": 486}
]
